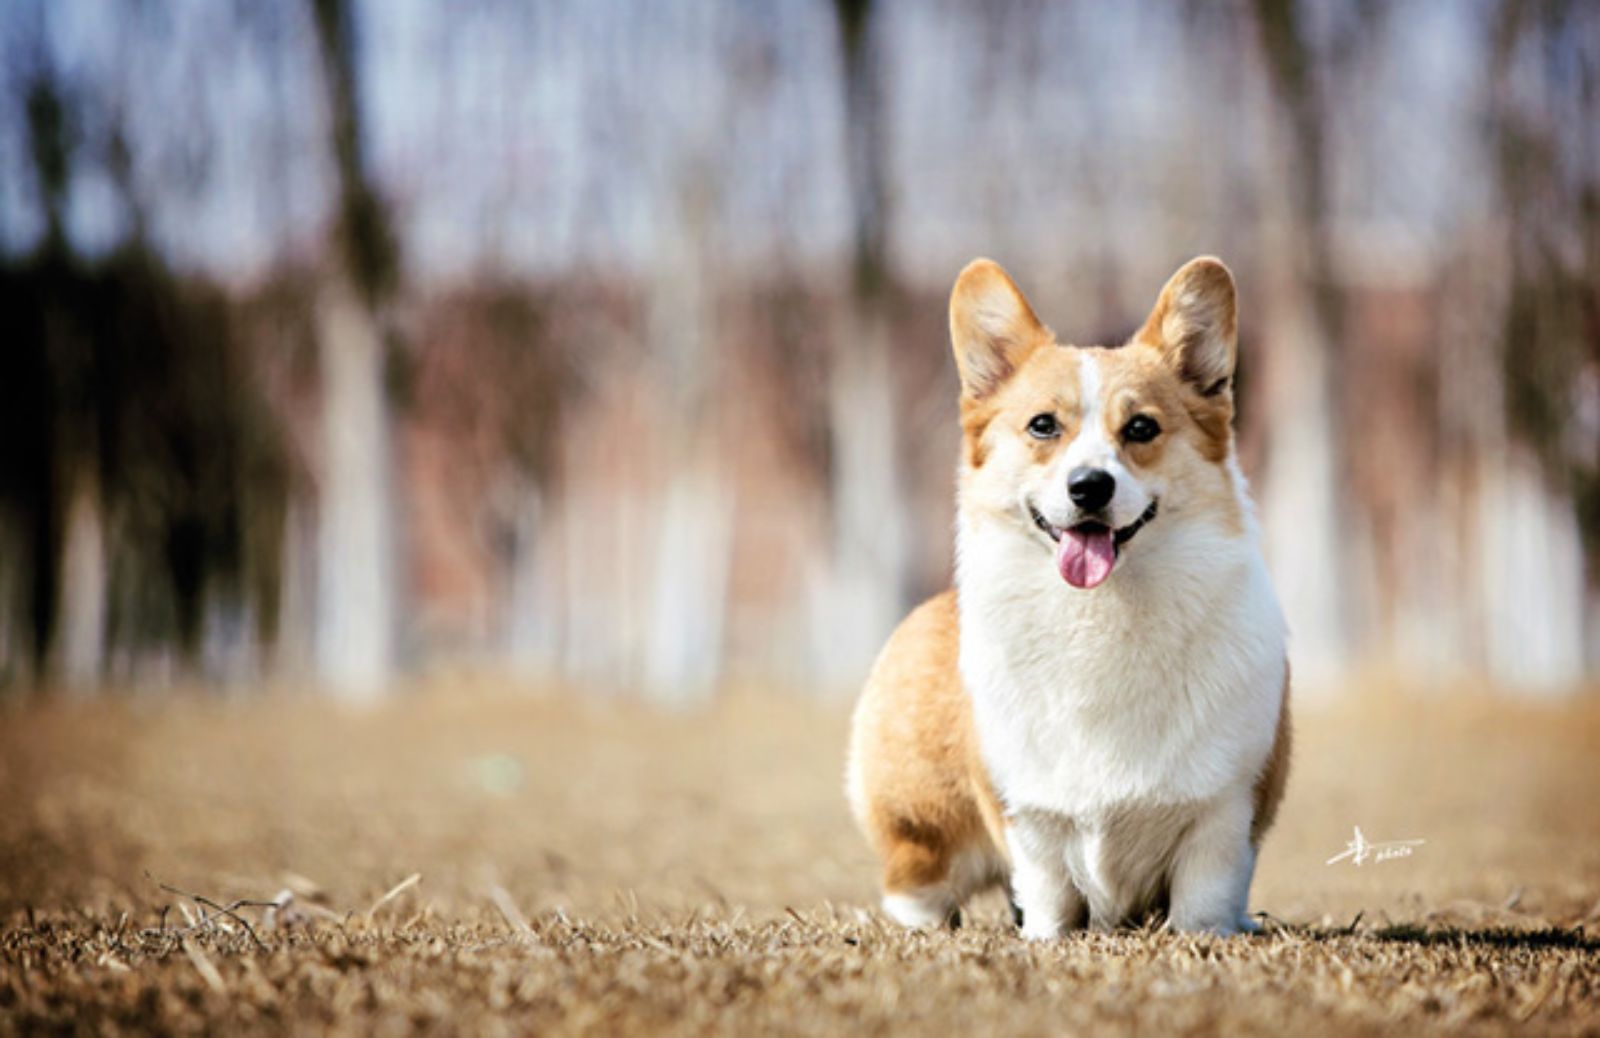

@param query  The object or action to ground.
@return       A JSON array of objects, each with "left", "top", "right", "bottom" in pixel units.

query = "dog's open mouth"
[{"left": 1029, "top": 501, "right": 1158, "bottom": 589}]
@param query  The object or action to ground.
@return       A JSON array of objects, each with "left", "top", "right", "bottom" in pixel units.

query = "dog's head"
[{"left": 950, "top": 256, "right": 1242, "bottom": 589}]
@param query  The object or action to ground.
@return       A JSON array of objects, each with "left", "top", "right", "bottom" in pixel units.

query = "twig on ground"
[
  {"left": 147, "top": 873, "right": 274, "bottom": 951},
  {"left": 366, "top": 872, "right": 421, "bottom": 921},
  {"left": 488, "top": 884, "right": 533, "bottom": 936}
]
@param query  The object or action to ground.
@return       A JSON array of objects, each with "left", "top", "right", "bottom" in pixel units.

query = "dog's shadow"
[{"left": 1261, "top": 918, "right": 1600, "bottom": 954}]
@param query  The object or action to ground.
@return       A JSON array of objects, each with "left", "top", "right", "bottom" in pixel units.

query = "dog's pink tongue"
[{"left": 1057, "top": 527, "right": 1116, "bottom": 589}]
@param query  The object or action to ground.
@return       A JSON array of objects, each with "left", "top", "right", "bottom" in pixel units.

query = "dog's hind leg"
[
  {"left": 880, "top": 836, "right": 1003, "bottom": 929},
  {"left": 879, "top": 835, "right": 961, "bottom": 928}
]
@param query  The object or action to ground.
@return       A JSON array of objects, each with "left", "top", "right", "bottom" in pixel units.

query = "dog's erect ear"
[
  {"left": 1138, "top": 257, "right": 1238, "bottom": 396},
  {"left": 949, "top": 259, "right": 1050, "bottom": 399}
]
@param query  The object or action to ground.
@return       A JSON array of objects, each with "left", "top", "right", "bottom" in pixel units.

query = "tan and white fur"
[{"left": 847, "top": 257, "right": 1291, "bottom": 938}]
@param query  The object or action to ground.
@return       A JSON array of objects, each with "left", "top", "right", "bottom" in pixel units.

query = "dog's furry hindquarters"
[{"left": 846, "top": 591, "right": 1009, "bottom": 927}]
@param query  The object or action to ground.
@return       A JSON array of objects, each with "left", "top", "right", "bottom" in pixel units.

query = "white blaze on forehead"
[
  {"left": 1065, "top": 350, "right": 1113, "bottom": 469},
  {"left": 1051, "top": 349, "right": 1154, "bottom": 528}
]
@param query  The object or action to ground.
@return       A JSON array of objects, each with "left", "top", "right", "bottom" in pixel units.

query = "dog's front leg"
[
  {"left": 1167, "top": 794, "right": 1257, "bottom": 935},
  {"left": 1006, "top": 820, "right": 1085, "bottom": 940}
]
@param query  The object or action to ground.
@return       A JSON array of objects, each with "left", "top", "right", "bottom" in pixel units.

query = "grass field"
[{"left": 2, "top": 681, "right": 1598, "bottom": 1035}]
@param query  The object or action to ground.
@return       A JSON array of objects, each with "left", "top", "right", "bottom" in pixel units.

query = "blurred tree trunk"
[
  {"left": 21, "top": 64, "right": 106, "bottom": 693},
  {"left": 501, "top": 479, "right": 558, "bottom": 677},
  {"left": 1474, "top": 0, "right": 1592, "bottom": 688},
  {"left": 631, "top": 7, "right": 735, "bottom": 702},
  {"left": 641, "top": 168, "right": 732, "bottom": 703},
  {"left": 54, "top": 464, "right": 105, "bottom": 692},
  {"left": 820, "top": 0, "right": 910, "bottom": 689},
  {"left": 21, "top": 72, "right": 67, "bottom": 690},
  {"left": 1250, "top": 0, "right": 1349, "bottom": 685},
  {"left": 308, "top": 0, "right": 398, "bottom": 702}
]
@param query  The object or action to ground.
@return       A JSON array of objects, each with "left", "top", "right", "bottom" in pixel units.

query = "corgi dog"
[{"left": 847, "top": 257, "right": 1291, "bottom": 938}]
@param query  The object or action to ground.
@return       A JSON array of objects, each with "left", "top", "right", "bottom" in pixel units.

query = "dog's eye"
[
  {"left": 1026, "top": 413, "right": 1059, "bottom": 439},
  {"left": 1122, "top": 415, "right": 1161, "bottom": 443}
]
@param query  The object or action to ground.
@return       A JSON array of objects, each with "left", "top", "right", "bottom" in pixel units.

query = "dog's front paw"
[
  {"left": 1019, "top": 919, "right": 1065, "bottom": 942},
  {"left": 1168, "top": 912, "right": 1245, "bottom": 936}
]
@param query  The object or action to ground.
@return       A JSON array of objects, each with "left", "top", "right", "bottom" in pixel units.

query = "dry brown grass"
[{"left": 2, "top": 681, "right": 1598, "bottom": 1035}]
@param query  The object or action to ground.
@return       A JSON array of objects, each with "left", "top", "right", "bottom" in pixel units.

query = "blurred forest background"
[{"left": 0, "top": 0, "right": 1595, "bottom": 703}]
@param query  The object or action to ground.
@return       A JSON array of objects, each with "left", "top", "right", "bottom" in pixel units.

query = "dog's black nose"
[{"left": 1068, "top": 467, "right": 1115, "bottom": 511}]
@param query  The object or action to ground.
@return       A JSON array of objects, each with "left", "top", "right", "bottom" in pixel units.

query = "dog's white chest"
[{"left": 957, "top": 521, "right": 1286, "bottom": 820}]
